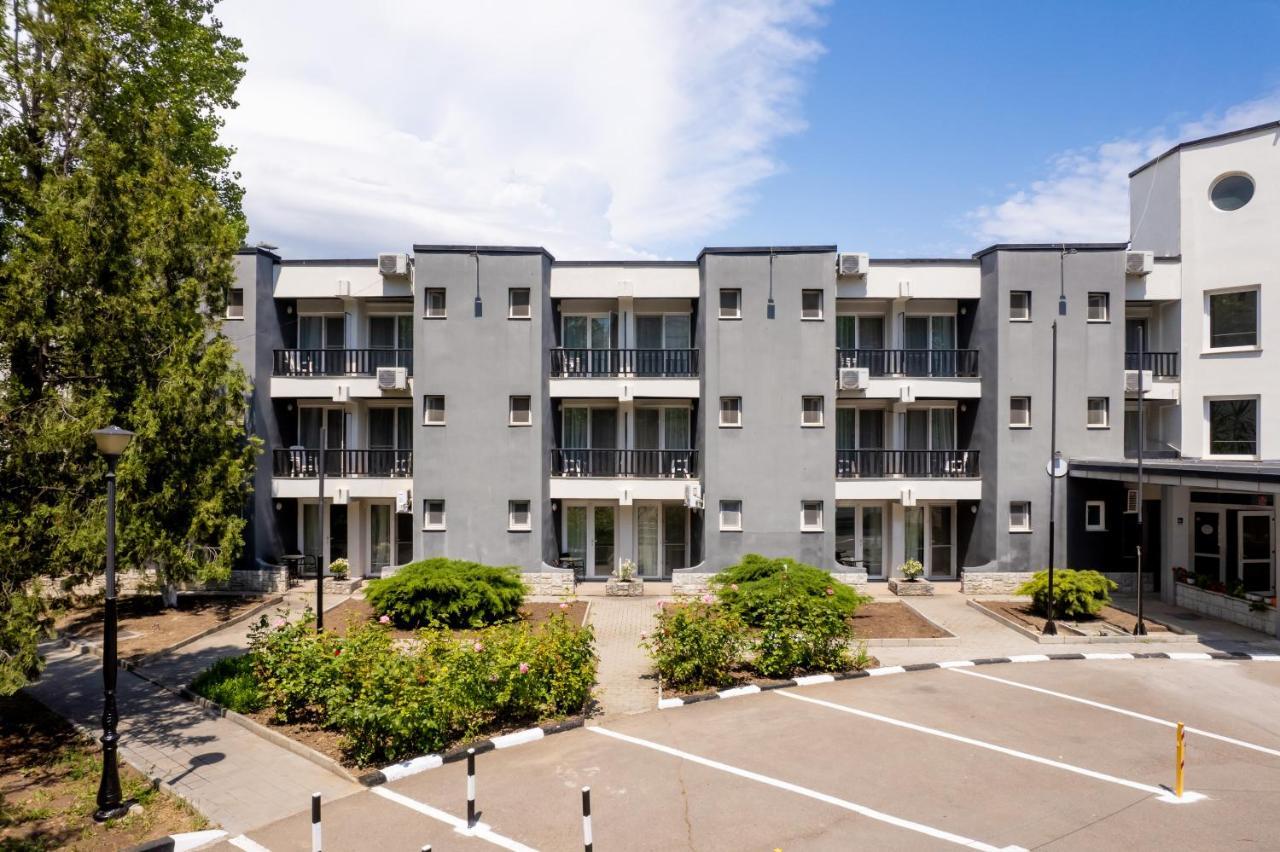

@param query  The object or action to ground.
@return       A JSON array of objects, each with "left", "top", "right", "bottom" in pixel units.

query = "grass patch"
[{"left": 189, "top": 654, "right": 265, "bottom": 713}]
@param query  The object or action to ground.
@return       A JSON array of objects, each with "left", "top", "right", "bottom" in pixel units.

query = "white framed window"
[
  {"left": 423, "top": 499, "right": 446, "bottom": 530},
  {"left": 509, "top": 395, "right": 532, "bottom": 426},
  {"left": 1009, "top": 291, "right": 1031, "bottom": 321},
  {"left": 1009, "top": 396, "right": 1031, "bottom": 428},
  {"left": 1210, "top": 173, "right": 1255, "bottom": 211},
  {"left": 1207, "top": 396, "right": 1258, "bottom": 457},
  {"left": 225, "top": 287, "right": 245, "bottom": 319},
  {"left": 719, "top": 288, "right": 741, "bottom": 319},
  {"left": 1085, "top": 500, "right": 1106, "bottom": 531},
  {"left": 1206, "top": 286, "right": 1259, "bottom": 350},
  {"left": 1009, "top": 501, "right": 1031, "bottom": 532},
  {"left": 508, "top": 288, "right": 531, "bottom": 319},
  {"left": 801, "top": 289, "right": 823, "bottom": 320},
  {"left": 801, "top": 500, "right": 824, "bottom": 532},
  {"left": 425, "top": 288, "right": 447, "bottom": 318},
  {"left": 423, "top": 395, "right": 445, "bottom": 425},
  {"left": 719, "top": 499, "right": 742, "bottom": 531},
  {"left": 802, "top": 395, "right": 824, "bottom": 427},
  {"left": 1087, "top": 292, "right": 1109, "bottom": 322},
  {"left": 1087, "top": 397, "right": 1109, "bottom": 428},
  {"left": 508, "top": 500, "right": 532, "bottom": 531},
  {"left": 719, "top": 396, "right": 742, "bottom": 428}
]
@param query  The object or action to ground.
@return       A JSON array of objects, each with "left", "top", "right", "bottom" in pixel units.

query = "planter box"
[
  {"left": 889, "top": 579, "right": 933, "bottom": 596},
  {"left": 1175, "top": 582, "right": 1276, "bottom": 636},
  {"left": 605, "top": 579, "right": 644, "bottom": 597}
]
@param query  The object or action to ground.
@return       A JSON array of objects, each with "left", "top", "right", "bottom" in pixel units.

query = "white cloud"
[
  {"left": 217, "top": 0, "right": 826, "bottom": 258},
  {"left": 969, "top": 92, "right": 1280, "bottom": 245}
]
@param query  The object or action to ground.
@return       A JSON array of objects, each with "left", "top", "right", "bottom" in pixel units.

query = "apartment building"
[{"left": 227, "top": 121, "right": 1280, "bottom": 633}]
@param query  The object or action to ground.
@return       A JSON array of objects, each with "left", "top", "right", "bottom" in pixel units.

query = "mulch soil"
[
  {"left": 55, "top": 594, "right": 266, "bottom": 660},
  {"left": 980, "top": 599, "right": 1171, "bottom": 636},
  {"left": 851, "top": 601, "right": 951, "bottom": 639},
  {"left": 321, "top": 598, "right": 590, "bottom": 640},
  {"left": 0, "top": 693, "right": 207, "bottom": 851}
]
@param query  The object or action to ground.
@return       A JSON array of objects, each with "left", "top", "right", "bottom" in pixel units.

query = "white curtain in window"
[
  {"left": 836, "top": 408, "right": 856, "bottom": 450},
  {"left": 664, "top": 315, "right": 691, "bottom": 349},
  {"left": 563, "top": 408, "right": 588, "bottom": 448},
  {"left": 636, "top": 505, "right": 659, "bottom": 577},
  {"left": 635, "top": 409, "right": 661, "bottom": 450},
  {"left": 664, "top": 408, "right": 690, "bottom": 449},
  {"left": 930, "top": 409, "right": 955, "bottom": 450}
]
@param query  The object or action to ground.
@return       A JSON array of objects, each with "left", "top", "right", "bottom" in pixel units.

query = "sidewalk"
[{"left": 583, "top": 596, "right": 663, "bottom": 716}]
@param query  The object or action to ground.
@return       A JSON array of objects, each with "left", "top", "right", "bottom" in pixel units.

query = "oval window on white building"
[{"left": 1210, "top": 173, "right": 1255, "bottom": 211}]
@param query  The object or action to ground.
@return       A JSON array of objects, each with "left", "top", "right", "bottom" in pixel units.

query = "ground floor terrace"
[{"left": 271, "top": 496, "right": 415, "bottom": 579}]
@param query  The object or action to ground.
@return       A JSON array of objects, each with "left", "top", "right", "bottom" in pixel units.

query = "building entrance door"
[{"left": 1238, "top": 511, "right": 1275, "bottom": 593}]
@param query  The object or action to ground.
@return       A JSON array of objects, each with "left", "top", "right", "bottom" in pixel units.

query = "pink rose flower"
[
  {"left": 701, "top": 594, "right": 714, "bottom": 604},
  {"left": 559, "top": 602, "right": 569, "bottom": 610},
  {"left": 518, "top": 662, "right": 530, "bottom": 675},
  {"left": 378, "top": 615, "right": 391, "bottom": 625},
  {"left": 473, "top": 641, "right": 484, "bottom": 652},
  {"left": 730, "top": 584, "right": 739, "bottom": 592},
  {"left": 825, "top": 587, "right": 835, "bottom": 596}
]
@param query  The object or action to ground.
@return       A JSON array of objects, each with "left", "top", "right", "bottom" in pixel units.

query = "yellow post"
[{"left": 1175, "top": 722, "right": 1185, "bottom": 798}]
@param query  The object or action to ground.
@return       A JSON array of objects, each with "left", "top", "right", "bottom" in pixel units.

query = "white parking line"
[
  {"left": 589, "top": 725, "right": 1027, "bottom": 851},
  {"left": 775, "top": 690, "right": 1203, "bottom": 804},
  {"left": 952, "top": 667, "right": 1280, "bottom": 760},
  {"left": 372, "top": 786, "right": 536, "bottom": 851}
]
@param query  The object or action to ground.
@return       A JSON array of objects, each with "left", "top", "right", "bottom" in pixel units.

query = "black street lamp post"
[
  {"left": 1134, "top": 325, "right": 1149, "bottom": 636},
  {"left": 92, "top": 424, "right": 135, "bottom": 822},
  {"left": 1044, "top": 248, "right": 1073, "bottom": 636}
]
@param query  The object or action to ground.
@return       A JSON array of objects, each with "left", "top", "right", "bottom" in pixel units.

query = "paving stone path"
[{"left": 585, "top": 595, "right": 664, "bottom": 716}]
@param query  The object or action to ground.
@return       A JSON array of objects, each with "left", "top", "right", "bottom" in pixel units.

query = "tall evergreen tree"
[{"left": 0, "top": 0, "right": 255, "bottom": 692}]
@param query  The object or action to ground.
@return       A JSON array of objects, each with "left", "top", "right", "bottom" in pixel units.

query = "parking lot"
[{"left": 214, "top": 658, "right": 1280, "bottom": 851}]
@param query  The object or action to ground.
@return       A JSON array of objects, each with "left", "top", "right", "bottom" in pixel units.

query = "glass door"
[
  {"left": 395, "top": 511, "right": 413, "bottom": 567},
  {"left": 862, "top": 506, "right": 885, "bottom": 578},
  {"left": 370, "top": 504, "right": 392, "bottom": 575},
  {"left": 636, "top": 504, "right": 660, "bottom": 578},
  {"left": 1238, "top": 511, "right": 1274, "bottom": 592},
  {"left": 929, "top": 505, "right": 955, "bottom": 579},
  {"left": 663, "top": 504, "right": 687, "bottom": 573},
  {"left": 1192, "top": 509, "right": 1223, "bottom": 582},
  {"left": 565, "top": 506, "right": 588, "bottom": 575},
  {"left": 593, "top": 506, "right": 616, "bottom": 578}
]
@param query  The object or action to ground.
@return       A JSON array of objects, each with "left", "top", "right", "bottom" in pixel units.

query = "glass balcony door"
[
  {"left": 299, "top": 315, "right": 347, "bottom": 374},
  {"left": 835, "top": 504, "right": 885, "bottom": 577},
  {"left": 903, "top": 315, "right": 957, "bottom": 376},
  {"left": 905, "top": 504, "right": 955, "bottom": 579}
]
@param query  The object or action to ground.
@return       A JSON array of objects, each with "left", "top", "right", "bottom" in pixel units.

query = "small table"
[{"left": 282, "top": 553, "right": 317, "bottom": 579}]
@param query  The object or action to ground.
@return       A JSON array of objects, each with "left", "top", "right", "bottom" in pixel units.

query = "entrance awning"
[{"left": 1069, "top": 457, "right": 1280, "bottom": 492}]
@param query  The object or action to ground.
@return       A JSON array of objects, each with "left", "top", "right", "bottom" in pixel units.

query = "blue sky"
[{"left": 220, "top": 0, "right": 1280, "bottom": 260}]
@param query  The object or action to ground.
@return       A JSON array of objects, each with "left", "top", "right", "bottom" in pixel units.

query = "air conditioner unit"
[
  {"left": 684, "top": 483, "right": 704, "bottom": 510},
  {"left": 1126, "top": 250, "right": 1153, "bottom": 276},
  {"left": 1124, "top": 369, "right": 1153, "bottom": 393},
  {"left": 376, "top": 366, "right": 408, "bottom": 390},
  {"left": 1125, "top": 489, "right": 1139, "bottom": 513},
  {"left": 837, "top": 252, "right": 870, "bottom": 277},
  {"left": 336, "top": 279, "right": 351, "bottom": 296},
  {"left": 838, "top": 366, "right": 869, "bottom": 390},
  {"left": 396, "top": 490, "right": 411, "bottom": 514},
  {"left": 378, "top": 252, "right": 411, "bottom": 277},
  {"left": 332, "top": 384, "right": 350, "bottom": 402}
]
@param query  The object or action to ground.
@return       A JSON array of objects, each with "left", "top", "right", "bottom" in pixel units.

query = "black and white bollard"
[
  {"left": 466, "top": 748, "right": 477, "bottom": 827},
  {"left": 311, "top": 792, "right": 322, "bottom": 852},
  {"left": 582, "top": 786, "right": 593, "bottom": 852}
]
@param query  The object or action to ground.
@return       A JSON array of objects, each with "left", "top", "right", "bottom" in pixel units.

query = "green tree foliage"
[
  {"left": 365, "top": 559, "right": 527, "bottom": 629},
  {"left": 712, "top": 553, "right": 870, "bottom": 626},
  {"left": 0, "top": 0, "right": 253, "bottom": 692},
  {"left": 1017, "top": 569, "right": 1118, "bottom": 620}
]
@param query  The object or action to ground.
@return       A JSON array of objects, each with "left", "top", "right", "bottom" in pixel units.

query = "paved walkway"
[{"left": 584, "top": 596, "right": 663, "bottom": 716}]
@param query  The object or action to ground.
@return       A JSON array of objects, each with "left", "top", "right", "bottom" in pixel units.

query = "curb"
[
  {"left": 655, "top": 650, "right": 1280, "bottom": 709},
  {"left": 966, "top": 599, "right": 1200, "bottom": 644},
  {"left": 358, "top": 716, "right": 587, "bottom": 787},
  {"left": 124, "top": 829, "right": 228, "bottom": 851},
  {"left": 133, "top": 595, "right": 284, "bottom": 667},
  {"left": 863, "top": 599, "right": 959, "bottom": 647}
]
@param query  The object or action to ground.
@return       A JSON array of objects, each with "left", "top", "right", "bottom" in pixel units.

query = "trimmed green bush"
[
  {"left": 190, "top": 654, "right": 265, "bottom": 713},
  {"left": 1017, "top": 569, "right": 1117, "bottom": 619},
  {"left": 642, "top": 600, "right": 748, "bottom": 691},
  {"left": 712, "top": 554, "right": 870, "bottom": 626},
  {"left": 365, "top": 558, "right": 526, "bottom": 629}
]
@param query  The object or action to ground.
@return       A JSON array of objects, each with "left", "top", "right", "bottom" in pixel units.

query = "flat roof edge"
[
  {"left": 698, "top": 245, "right": 837, "bottom": 259},
  {"left": 1128, "top": 120, "right": 1280, "bottom": 178},
  {"left": 413, "top": 244, "right": 555, "bottom": 260},
  {"left": 972, "top": 242, "right": 1129, "bottom": 259}
]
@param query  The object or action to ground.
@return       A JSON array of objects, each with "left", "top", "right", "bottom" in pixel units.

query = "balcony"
[
  {"left": 272, "top": 448, "right": 413, "bottom": 478},
  {"left": 1124, "top": 351, "right": 1179, "bottom": 378},
  {"left": 550, "top": 348, "right": 699, "bottom": 378},
  {"left": 835, "top": 449, "right": 981, "bottom": 502},
  {"left": 551, "top": 448, "right": 698, "bottom": 478},
  {"left": 273, "top": 349, "right": 413, "bottom": 377},
  {"left": 836, "top": 349, "right": 979, "bottom": 378}
]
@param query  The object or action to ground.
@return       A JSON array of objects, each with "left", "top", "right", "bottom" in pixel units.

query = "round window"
[{"left": 1210, "top": 173, "right": 1255, "bottom": 211}]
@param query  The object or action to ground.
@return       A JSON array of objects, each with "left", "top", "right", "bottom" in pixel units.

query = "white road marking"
[
  {"left": 492, "top": 727, "right": 544, "bottom": 748},
  {"left": 228, "top": 835, "right": 272, "bottom": 852},
  {"left": 719, "top": 684, "right": 761, "bottom": 699},
  {"left": 952, "top": 666, "right": 1280, "bottom": 759},
  {"left": 793, "top": 673, "right": 836, "bottom": 685},
  {"left": 381, "top": 753, "right": 444, "bottom": 781},
  {"left": 867, "top": 665, "right": 905, "bottom": 676},
  {"left": 776, "top": 690, "right": 1203, "bottom": 804},
  {"left": 170, "top": 830, "right": 227, "bottom": 852},
  {"left": 372, "top": 786, "right": 537, "bottom": 851},
  {"left": 589, "top": 725, "right": 1027, "bottom": 851},
  {"left": 1250, "top": 654, "right": 1280, "bottom": 662}
]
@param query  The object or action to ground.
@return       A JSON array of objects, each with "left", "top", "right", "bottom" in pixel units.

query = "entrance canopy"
[{"left": 1069, "top": 457, "right": 1280, "bottom": 492}]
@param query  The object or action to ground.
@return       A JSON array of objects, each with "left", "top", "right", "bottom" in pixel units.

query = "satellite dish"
[{"left": 1046, "top": 457, "right": 1068, "bottom": 478}]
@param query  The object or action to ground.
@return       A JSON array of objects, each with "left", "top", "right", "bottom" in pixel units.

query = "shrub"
[
  {"left": 900, "top": 559, "right": 924, "bottom": 581},
  {"left": 328, "top": 557, "right": 349, "bottom": 579},
  {"left": 753, "top": 592, "right": 853, "bottom": 678},
  {"left": 1017, "top": 569, "right": 1117, "bottom": 620},
  {"left": 190, "top": 655, "right": 265, "bottom": 713},
  {"left": 643, "top": 601, "right": 748, "bottom": 691},
  {"left": 247, "top": 610, "right": 342, "bottom": 723},
  {"left": 712, "top": 554, "right": 869, "bottom": 626},
  {"left": 365, "top": 558, "right": 526, "bottom": 629}
]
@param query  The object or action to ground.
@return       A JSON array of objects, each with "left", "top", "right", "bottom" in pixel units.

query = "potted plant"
[
  {"left": 613, "top": 559, "right": 637, "bottom": 582},
  {"left": 328, "top": 557, "right": 350, "bottom": 580},
  {"left": 606, "top": 559, "right": 643, "bottom": 596},
  {"left": 900, "top": 559, "right": 924, "bottom": 581},
  {"left": 889, "top": 559, "right": 932, "bottom": 596}
]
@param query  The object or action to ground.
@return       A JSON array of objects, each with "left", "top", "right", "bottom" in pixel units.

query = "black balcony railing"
[
  {"left": 550, "top": 348, "right": 699, "bottom": 378},
  {"left": 272, "top": 448, "right": 413, "bottom": 478},
  {"left": 836, "top": 349, "right": 979, "bottom": 378},
  {"left": 551, "top": 448, "right": 699, "bottom": 478},
  {"left": 273, "top": 349, "right": 413, "bottom": 377},
  {"left": 835, "top": 449, "right": 980, "bottom": 479},
  {"left": 1124, "top": 351, "right": 1179, "bottom": 378}
]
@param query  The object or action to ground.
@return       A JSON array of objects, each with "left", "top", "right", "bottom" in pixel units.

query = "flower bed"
[{"left": 1175, "top": 582, "right": 1277, "bottom": 635}]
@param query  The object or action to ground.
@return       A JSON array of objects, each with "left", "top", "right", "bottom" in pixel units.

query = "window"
[
  {"left": 425, "top": 288, "right": 446, "bottom": 318},
  {"left": 1009, "top": 396, "right": 1031, "bottom": 428},
  {"left": 1208, "top": 398, "right": 1258, "bottom": 456},
  {"left": 802, "top": 395, "right": 824, "bottom": 427},
  {"left": 719, "top": 288, "right": 741, "bottom": 319},
  {"left": 1210, "top": 173, "right": 1255, "bottom": 211},
  {"left": 801, "top": 500, "right": 824, "bottom": 532},
  {"left": 1085, "top": 500, "right": 1106, "bottom": 531},
  {"left": 509, "top": 395, "right": 532, "bottom": 426},
  {"left": 1009, "top": 501, "right": 1031, "bottom": 532},
  {"left": 719, "top": 500, "right": 742, "bottom": 531},
  {"left": 423, "top": 499, "right": 446, "bottom": 530},
  {"left": 225, "top": 288, "right": 245, "bottom": 319},
  {"left": 1207, "top": 288, "right": 1258, "bottom": 349},
  {"left": 508, "top": 500, "right": 532, "bottom": 531},
  {"left": 508, "top": 288, "right": 531, "bottom": 319},
  {"left": 801, "top": 289, "right": 823, "bottom": 320},
  {"left": 719, "top": 396, "right": 742, "bottom": 427},
  {"left": 1009, "top": 291, "right": 1031, "bottom": 321},
  {"left": 1087, "top": 397, "right": 1109, "bottom": 428},
  {"left": 1087, "top": 292, "right": 1109, "bottom": 322},
  {"left": 423, "top": 395, "right": 445, "bottom": 425}
]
